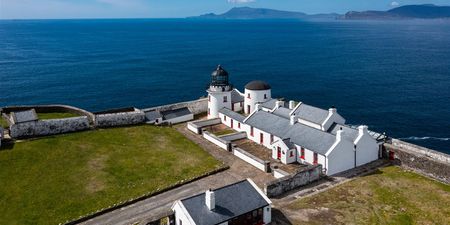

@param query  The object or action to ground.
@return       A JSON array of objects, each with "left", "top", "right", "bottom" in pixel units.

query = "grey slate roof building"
[
  {"left": 219, "top": 108, "right": 246, "bottom": 122},
  {"left": 161, "top": 107, "right": 192, "bottom": 120},
  {"left": 245, "top": 110, "right": 336, "bottom": 154},
  {"left": 11, "top": 109, "right": 38, "bottom": 124},
  {"left": 145, "top": 110, "right": 163, "bottom": 122},
  {"left": 260, "top": 99, "right": 279, "bottom": 109},
  {"left": 291, "top": 103, "right": 330, "bottom": 125},
  {"left": 231, "top": 89, "right": 244, "bottom": 103},
  {"left": 177, "top": 179, "right": 271, "bottom": 225}
]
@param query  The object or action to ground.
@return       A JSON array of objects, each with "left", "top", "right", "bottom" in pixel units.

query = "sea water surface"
[{"left": 0, "top": 19, "right": 449, "bottom": 153}]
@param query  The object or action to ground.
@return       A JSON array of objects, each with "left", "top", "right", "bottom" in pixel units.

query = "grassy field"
[
  {"left": 0, "top": 125, "right": 221, "bottom": 225},
  {"left": 285, "top": 166, "right": 450, "bottom": 225},
  {"left": 37, "top": 112, "right": 80, "bottom": 120},
  {"left": 0, "top": 116, "right": 8, "bottom": 128}
]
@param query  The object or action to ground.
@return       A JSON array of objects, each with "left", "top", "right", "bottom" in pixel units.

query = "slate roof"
[
  {"left": 272, "top": 107, "right": 291, "bottom": 119},
  {"left": 219, "top": 108, "right": 246, "bottom": 122},
  {"left": 161, "top": 107, "right": 192, "bottom": 120},
  {"left": 260, "top": 99, "right": 278, "bottom": 109},
  {"left": 11, "top": 109, "right": 38, "bottom": 124},
  {"left": 180, "top": 180, "right": 270, "bottom": 225},
  {"left": 292, "top": 103, "right": 329, "bottom": 125},
  {"left": 245, "top": 110, "right": 336, "bottom": 155},
  {"left": 231, "top": 89, "right": 244, "bottom": 103},
  {"left": 328, "top": 123, "right": 359, "bottom": 141},
  {"left": 145, "top": 110, "right": 163, "bottom": 121}
]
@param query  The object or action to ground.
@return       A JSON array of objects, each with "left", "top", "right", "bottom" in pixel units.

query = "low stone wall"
[
  {"left": 233, "top": 147, "right": 270, "bottom": 172},
  {"left": 187, "top": 118, "right": 221, "bottom": 134},
  {"left": 94, "top": 109, "right": 146, "bottom": 128},
  {"left": 202, "top": 131, "right": 230, "bottom": 151},
  {"left": 264, "top": 165, "right": 322, "bottom": 198},
  {"left": 143, "top": 98, "right": 208, "bottom": 115},
  {"left": 9, "top": 117, "right": 90, "bottom": 139},
  {"left": 273, "top": 169, "right": 290, "bottom": 179},
  {"left": 384, "top": 140, "right": 450, "bottom": 184}
]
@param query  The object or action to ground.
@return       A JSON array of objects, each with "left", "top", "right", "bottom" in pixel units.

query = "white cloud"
[
  {"left": 391, "top": 1, "right": 400, "bottom": 7},
  {"left": 227, "top": 0, "right": 256, "bottom": 4}
]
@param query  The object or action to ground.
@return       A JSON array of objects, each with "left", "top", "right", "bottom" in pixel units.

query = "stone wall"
[
  {"left": 384, "top": 140, "right": 450, "bottom": 184},
  {"left": 9, "top": 117, "right": 90, "bottom": 139},
  {"left": 264, "top": 165, "right": 322, "bottom": 198},
  {"left": 143, "top": 98, "right": 208, "bottom": 115},
  {"left": 94, "top": 109, "right": 146, "bottom": 128},
  {"left": 233, "top": 147, "right": 270, "bottom": 172}
]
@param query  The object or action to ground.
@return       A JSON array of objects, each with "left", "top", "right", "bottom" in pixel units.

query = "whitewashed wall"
[
  {"left": 203, "top": 131, "right": 229, "bottom": 150},
  {"left": 233, "top": 147, "right": 267, "bottom": 172}
]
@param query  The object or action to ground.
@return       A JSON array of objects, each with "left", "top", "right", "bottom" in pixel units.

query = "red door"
[
  {"left": 260, "top": 133, "right": 264, "bottom": 144},
  {"left": 277, "top": 147, "right": 281, "bottom": 159},
  {"left": 247, "top": 105, "right": 251, "bottom": 114},
  {"left": 231, "top": 119, "right": 233, "bottom": 129}
]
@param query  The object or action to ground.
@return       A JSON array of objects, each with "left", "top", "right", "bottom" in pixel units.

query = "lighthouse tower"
[{"left": 207, "top": 65, "right": 233, "bottom": 119}]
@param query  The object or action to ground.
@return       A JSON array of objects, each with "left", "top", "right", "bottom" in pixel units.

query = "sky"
[{"left": 1, "top": 0, "right": 450, "bottom": 19}]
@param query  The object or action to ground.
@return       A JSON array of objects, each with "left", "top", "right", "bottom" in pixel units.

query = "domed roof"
[
  {"left": 245, "top": 80, "right": 271, "bottom": 90},
  {"left": 212, "top": 65, "right": 228, "bottom": 77}
]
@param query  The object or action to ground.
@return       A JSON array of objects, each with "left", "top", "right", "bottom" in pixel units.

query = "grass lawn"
[
  {"left": 37, "top": 112, "right": 80, "bottom": 120},
  {"left": 285, "top": 166, "right": 450, "bottom": 225},
  {"left": 214, "top": 129, "right": 236, "bottom": 136},
  {"left": 0, "top": 125, "right": 221, "bottom": 225},
  {"left": 0, "top": 116, "right": 8, "bottom": 128}
]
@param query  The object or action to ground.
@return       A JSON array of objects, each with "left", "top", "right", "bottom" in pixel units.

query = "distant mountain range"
[
  {"left": 191, "top": 5, "right": 450, "bottom": 20},
  {"left": 344, "top": 4, "right": 450, "bottom": 20},
  {"left": 190, "top": 7, "right": 339, "bottom": 20}
]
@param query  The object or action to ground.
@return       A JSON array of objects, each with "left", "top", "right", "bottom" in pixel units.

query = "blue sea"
[{"left": 0, "top": 19, "right": 449, "bottom": 153}]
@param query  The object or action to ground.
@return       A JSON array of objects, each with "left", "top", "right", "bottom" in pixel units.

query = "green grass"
[
  {"left": 0, "top": 125, "right": 221, "bottom": 225},
  {"left": 37, "top": 112, "right": 80, "bottom": 120},
  {"left": 0, "top": 116, "right": 8, "bottom": 128},
  {"left": 287, "top": 166, "right": 450, "bottom": 225},
  {"left": 214, "top": 129, "right": 236, "bottom": 136}
]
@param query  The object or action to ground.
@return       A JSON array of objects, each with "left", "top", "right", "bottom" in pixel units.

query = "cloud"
[
  {"left": 227, "top": 0, "right": 256, "bottom": 3},
  {"left": 391, "top": 1, "right": 400, "bottom": 7}
]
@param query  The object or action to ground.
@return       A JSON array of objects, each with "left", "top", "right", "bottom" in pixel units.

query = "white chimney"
[
  {"left": 255, "top": 103, "right": 262, "bottom": 111},
  {"left": 290, "top": 115, "right": 297, "bottom": 125},
  {"left": 275, "top": 100, "right": 284, "bottom": 109},
  {"left": 329, "top": 107, "right": 337, "bottom": 115},
  {"left": 358, "top": 125, "right": 368, "bottom": 135},
  {"left": 336, "top": 129, "right": 344, "bottom": 142},
  {"left": 289, "top": 100, "right": 296, "bottom": 109},
  {"left": 205, "top": 189, "right": 215, "bottom": 210}
]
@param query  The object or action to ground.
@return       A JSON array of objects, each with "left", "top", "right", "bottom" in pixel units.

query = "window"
[
  {"left": 208, "top": 95, "right": 211, "bottom": 102},
  {"left": 208, "top": 108, "right": 210, "bottom": 115},
  {"left": 313, "top": 152, "right": 318, "bottom": 164},
  {"left": 231, "top": 119, "right": 234, "bottom": 128},
  {"left": 179, "top": 220, "right": 182, "bottom": 225},
  {"left": 270, "top": 134, "right": 274, "bottom": 143},
  {"left": 264, "top": 94, "right": 267, "bottom": 99},
  {"left": 290, "top": 151, "right": 294, "bottom": 157},
  {"left": 238, "top": 122, "right": 241, "bottom": 128},
  {"left": 250, "top": 127, "right": 254, "bottom": 137},
  {"left": 224, "top": 115, "right": 227, "bottom": 121},
  {"left": 247, "top": 105, "right": 251, "bottom": 114},
  {"left": 247, "top": 93, "right": 251, "bottom": 99},
  {"left": 223, "top": 96, "right": 228, "bottom": 103},
  {"left": 260, "top": 133, "right": 264, "bottom": 144},
  {"left": 240, "top": 102, "right": 243, "bottom": 107},
  {"left": 300, "top": 147, "right": 305, "bottom": 159}
]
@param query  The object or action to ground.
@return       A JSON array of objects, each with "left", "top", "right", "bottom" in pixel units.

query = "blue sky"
[{"left": 1, "top": 0, "right": 449, "bottom": 19}]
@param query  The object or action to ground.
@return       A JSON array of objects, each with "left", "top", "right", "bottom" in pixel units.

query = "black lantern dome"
[{"left": 211, "top": 65, "right": 229, "bottom": 87}]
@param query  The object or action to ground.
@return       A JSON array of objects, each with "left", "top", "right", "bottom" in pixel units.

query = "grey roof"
[
  {"left": 231, "top": 89, "right": 244, "bottom": 103},
  {"left": 245, "top": 110, "right": 336, "bottom": 155},
  {"left": 292, "top": 103, "right": 329, "bottom": 125},
  {"left": 219, "top": 108, "right": 246, "bottom": 122},
  {"left": 12, "top": 109, "right": 38, "bottom": 123},
  {"left": 181, "top": 180, "right": 269, "bottom": 225},
  {"left": 161, "top": 107, "right": 192, "bottom": 120},
  {"left": 272, "top": 107, "right": 291, "bottom": 119},
  {"left": 328, "top": 123, "right": 359, "bottom": 141},
  {"left": 245, "top": 80, "right": 271, "bottom": 90},
  {"left": 145, "top": 110, "right": 162, "bottom": 121},
  {"left": 260, "top": 99, "right": 278, "bottom": 109}
]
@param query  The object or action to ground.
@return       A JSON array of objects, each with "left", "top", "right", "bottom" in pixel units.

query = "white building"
[
  {"left": 171, "top": 179, "right": 272, "bottom": 225},
  {"left": 207, "top": 65, "right": 381, "bottom": 175}
]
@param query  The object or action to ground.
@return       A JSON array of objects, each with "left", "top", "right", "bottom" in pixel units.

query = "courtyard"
[{"left": 0, "top": 125, "right": 221, "bottom": 225}]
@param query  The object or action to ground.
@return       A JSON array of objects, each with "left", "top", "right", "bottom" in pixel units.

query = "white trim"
[
  {"left": 288, "top": 101, "right": 303, "bottom": 116},
  {"left": 325, "top": 139, "right": 339, "bottom": 157},
  {"left": 243, "top": 107, "right": 259, "bottom": 123},
  {"left": 172, "top": 200, "right": 197, "bottom": 225},
  {"left": 246, "top": 178, "right": 272, "bottom": 205}
]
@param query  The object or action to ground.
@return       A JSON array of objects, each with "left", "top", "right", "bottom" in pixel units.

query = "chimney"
[
  {"left": 290, "top": 115, "right": 297, "bottom": 125},
  {"left": 336, "top": 130, "right": 344, "bottom": 142},
  {"left": 255, "top": 103, "right": 262, "bottom": 111},
  {"left": 358, "top": 125, "right": 368, "bottom": 135},
  {"left": 289, "top": 100, "right": 296, "bottom": 109},
  {"left": 275, "top": 100, "right": 284, "bottom": 109},
  {"left": 205, "top": 189, "right": 215, "bottom": 210},
  {"left": 329, "top": 106, "right": 337, "bottom": 115}
]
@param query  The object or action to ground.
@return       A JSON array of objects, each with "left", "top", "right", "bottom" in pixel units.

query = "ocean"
[{"left": 0, "top": 19, "right": 449, "bottom": 153}]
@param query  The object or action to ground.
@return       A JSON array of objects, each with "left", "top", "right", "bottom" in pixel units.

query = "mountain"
[
  {"left": 344, "top": 4, "right": 450, "bottom": 20},
  {"left": 191, "top": 7, "right": 338, "bottom": 20}
]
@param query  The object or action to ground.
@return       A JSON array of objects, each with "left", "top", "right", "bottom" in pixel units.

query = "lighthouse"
[{"left": 207, "top": 65, "right": 233, "bottom": 118}]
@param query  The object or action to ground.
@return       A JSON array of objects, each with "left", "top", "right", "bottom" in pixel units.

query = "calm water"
[{"left": 0, "top": 19, "right": 449, "bottom": 153}]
